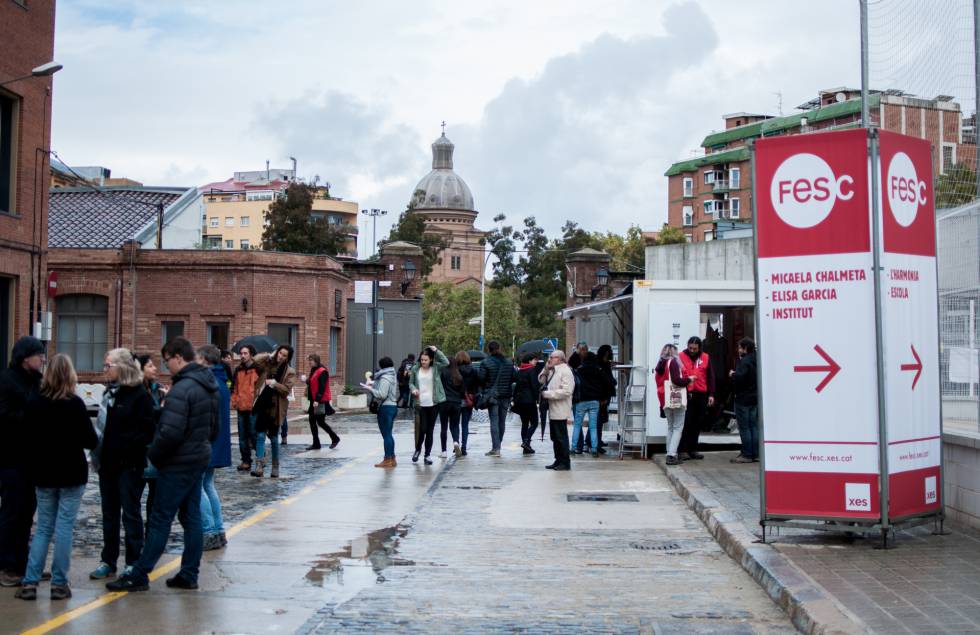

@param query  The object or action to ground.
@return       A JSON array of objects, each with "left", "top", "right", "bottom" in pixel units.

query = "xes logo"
[
  {"left": 886, "top": 151, "right": 927, "bottom": 227},
  {"left": 770, "top": 153, "right": 854, "bottom": 228},
  {"left": 844, "top": 482, "right": 871, "bottom": 512}
]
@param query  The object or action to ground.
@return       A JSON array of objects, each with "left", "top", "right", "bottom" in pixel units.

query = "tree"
[
  {"left": 937, "top": 163, "right": 977, "bottom": 208},
  {"left": 381, "top": 190, "right": 451, "bottom": 278},
  {"left": 484, "top": 213, "right": 523, "bottom": 288},
  {"left": 421, "top": 282, "right": 524, "bottom": 356},
  {"left": 656, "top": 224, "right": 688, "bottom": 245},
  {"left": 594, "top": 225, "right": 645, "bottom": 272},
  {"left": 261, "top": 183, "right": 348, "bottom": 255}
]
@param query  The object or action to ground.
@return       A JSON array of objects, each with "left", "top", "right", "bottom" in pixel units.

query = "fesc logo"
[
  {"left": 886, "top": 151, "right": 928, "bottom": 227},
  {"left": 770, "top": 153, "right": 854, "bottom": 228}
]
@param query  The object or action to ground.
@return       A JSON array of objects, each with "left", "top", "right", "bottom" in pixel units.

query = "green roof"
[
  {"left": 664, "top": 146, "right": 750, "bottom": 177},
  {"left": 700, "top": 95, "right": 881, "bottom": 147}
]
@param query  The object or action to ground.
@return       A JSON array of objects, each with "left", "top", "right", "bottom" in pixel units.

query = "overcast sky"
[{"left": 50, "top": 1, "right": 970, "bottom": 255}]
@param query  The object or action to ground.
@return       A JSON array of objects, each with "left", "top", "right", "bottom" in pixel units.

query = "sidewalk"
[{"left": 654, "top": 452, "right": 980, "bottom": 635}]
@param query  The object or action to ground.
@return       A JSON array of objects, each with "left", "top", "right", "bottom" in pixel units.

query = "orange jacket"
[{"left": 231, "top": 364, "right": 258, "bottom": 411}]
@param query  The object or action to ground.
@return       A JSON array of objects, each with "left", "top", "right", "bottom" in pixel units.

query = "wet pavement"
[{"left": 7, "top": 414, "right": 794, "bottom": 634}]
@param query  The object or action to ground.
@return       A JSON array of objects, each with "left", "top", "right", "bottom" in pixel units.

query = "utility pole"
[
  {"left": 360, "top": 208, "right": 387, "bottom": 257},
  {"left": 860, "top": 0, "right": 870, "bottom": 128}
]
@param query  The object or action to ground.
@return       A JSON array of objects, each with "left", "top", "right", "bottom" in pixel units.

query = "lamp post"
[
  {"left": 400, "top": 260, "right": 417, "bottom": 296},
  {"left": 361, "top": 208, "right": 387, "bottom": 258},
  {"left": 0, "top": 61, "right": 62, "bottom": 88}
]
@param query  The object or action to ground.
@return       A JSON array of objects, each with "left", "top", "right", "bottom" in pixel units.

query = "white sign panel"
[{"left": 354, "top": 280, "right": 374, "bottom": 304}]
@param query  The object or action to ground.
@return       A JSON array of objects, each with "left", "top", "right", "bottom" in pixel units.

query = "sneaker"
[
  {"left": 203, "top": 533, "right": 223, "bottom": 551},
  {"left": 165, "top": 574, "right": 198, "bottom": 590},
  {"left": 412, "top": 450, "right": 420, "bottom": 463},
  {"left": 424, "top": 456, "right": 433, "bottom": 465},
  {"left": 485, "top": 449, "right": 500, "bottom": 457},
  {"left": 306, "top": 444, "right": 321, "bottom": 451},
  {"left": 236, "top": 462, "right": 251, "bottom": 472},
  {"left": 105, "top": 574, "right": 149, "bottom": 592},
  {"left": 590, "top": 450, "right": 599, "bottom": 457},
  {"left": 14, "top": 584, "right": 36, "bottom": 601},
  {"left": 453, "top": 443, "right": 462, "bottom": 458},
  {"left": 438, "top": 451, "right": 447, "bottom": 459},
  {"left": 0, "top": 570, "right": 22, "bottom": 587},
  {"left": 50, "top": 584, "right": 72, "bottom": 600},
  {"left": 665, "top": 455, "right": 679, "bottom": 466},
  {"left": 523, "top": 446, "right": 534, "bottom": 456},
  {"left": 89, "top": 562, "right": 116, "bottom": 580},
  {"left": 730, "top": 454, "right": 753, "bottom": 464},
  {"left": 552, "top": 464, "right": 571, "bottom": 471}
]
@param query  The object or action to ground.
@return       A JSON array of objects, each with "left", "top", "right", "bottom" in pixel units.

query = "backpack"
[{"left": 571, "top": 369, "right": 582, "bottom": 404}]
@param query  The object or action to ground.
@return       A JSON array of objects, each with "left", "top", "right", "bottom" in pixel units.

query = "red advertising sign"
[{"left": 756, "top": 129, "right": 881, "bottom": 519}]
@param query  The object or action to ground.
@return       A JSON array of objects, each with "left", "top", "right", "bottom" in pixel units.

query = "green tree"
[
  {"left": 261, "top": 183, "right": 348, "bottom": 255},
  {"left": 381, "top": 190, "right": 451, "bottom": 277},
  {"left": 937, "top": 163, "right": 977, "bottom": 208},
  {"left": 485, "top": 213, "right": 523, "bottom": 288},
  {"left": 656, "top": 224, "right": 688, "bottom": 245},
  {"left": 594, "top": 225, "right": 645, "bottom": 272},
  {"left": 421, "top": 282, "right": 523, "bottom": 356}
]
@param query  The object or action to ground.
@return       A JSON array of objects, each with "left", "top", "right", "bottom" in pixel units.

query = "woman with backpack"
[
  {"left": 512, "top": 353, "right": 542, "bottom": 455},
  {"left": 365, "top": 357, "right": 399, "bottom": 468},
  {"left": 409, "top": 346, "right": 449, "bottom": 465},
  {"left": 655, "top": 344, "right": 691, "bottom": 466}
]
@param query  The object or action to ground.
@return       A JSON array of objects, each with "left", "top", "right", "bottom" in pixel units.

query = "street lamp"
[
  {"left": 400, "top": 260, "right": 416, "bottom": 296},
  {"left": 361, "top": 208, "right": 387, "bottom": 258},
  {"left": 591, "top": 267, "right": 609, "bottom": 300},
  {"left": 0, "top": 61, "right": 63, "bottom": 87}
]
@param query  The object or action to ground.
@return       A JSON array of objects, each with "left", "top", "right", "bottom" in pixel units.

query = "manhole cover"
[
  {"left": 567, "top": 492, "right": 639, "bottom": 503},
  {"left": 630, "top": 541, "right": 682, "bottom": 551}
]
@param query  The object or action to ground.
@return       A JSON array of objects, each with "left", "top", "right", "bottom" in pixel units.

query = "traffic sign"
[{"left": 543, "top": 338, "right": 558, "bottom": 353}]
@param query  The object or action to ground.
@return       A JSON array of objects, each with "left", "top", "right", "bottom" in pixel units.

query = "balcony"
[{"left": 712, "top": 179, "right": 730, "bottom": 192}]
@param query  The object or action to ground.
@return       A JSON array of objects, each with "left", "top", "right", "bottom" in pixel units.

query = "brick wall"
[
  {"left": 943, "top": 431, "right": 980, "bottom": 531},
  {"left": 0, "top": 1, "right": 56, "bottom": 359}
]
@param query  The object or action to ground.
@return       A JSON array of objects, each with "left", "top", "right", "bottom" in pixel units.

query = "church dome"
[{"left": 410, "top": 132, "right": 475, "bottom": 212}]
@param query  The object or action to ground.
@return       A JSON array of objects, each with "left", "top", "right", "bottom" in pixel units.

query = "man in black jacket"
[
  {"left": 107, "top": 337, "right": 218, "bottom": 592},
  {"left": 479, "top": 341, "right": 516, "bottom": 457},
  {"left": 0, "top": 336, "right": 44, "bottom": 586},
  {"left": 729, "top": 338, "right": 758, "bottom": 463},
  {"left": 572, "top": 352, "right": 612, "bottom": 456}
]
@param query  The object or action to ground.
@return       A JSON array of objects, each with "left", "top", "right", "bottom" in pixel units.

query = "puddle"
[{"left": 304, "top": 524, "right": 414, "bottom": 603}]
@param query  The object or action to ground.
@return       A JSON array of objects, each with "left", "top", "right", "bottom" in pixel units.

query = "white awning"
[{"left": 560, "top": 293, "right": 632, "bottom": 320}]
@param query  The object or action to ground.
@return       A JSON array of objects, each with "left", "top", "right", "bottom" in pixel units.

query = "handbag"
[
  {"left": 664, "top": 371, "right": 688, "bottom": 410},
  {"left": 369, "top": 397, "right": 381, "bottom": 414},
  {"left": 475, "top": 389, "right": 497, "bottom": 410},
  {"left": 463, "top": 391, "right": 476, "bottom": 408}
]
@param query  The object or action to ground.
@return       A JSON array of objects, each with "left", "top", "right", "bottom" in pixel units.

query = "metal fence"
[{"left": 938, "top": 202, "right": 980, "bottom": 432}]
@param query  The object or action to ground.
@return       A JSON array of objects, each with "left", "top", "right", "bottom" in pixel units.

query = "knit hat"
[{"left": 10, "top": 336, "right": 44, "bottom": 367}]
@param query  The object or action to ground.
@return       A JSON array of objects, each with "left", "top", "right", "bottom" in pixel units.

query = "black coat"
[
  {"left": 479, "top": 354, "right": 516, "bottom": 401},
  {"left": 577, "top": 355, "right": 612, "bottom": 403},
  {"left": 731, "top": 351, "right": 758, "bottom": 407},
  {"left": 25, "top": 393, "right": 97, "bottom": 487},
  {"left": 100, "top": 384, "right": 156, "bottom": 473},
  {"left": 440, "top": 367, "right": 465, "bottom": 405},
  {"left": 512, "top": 366, "right": 541, "bottom": 408},
  {"left": 0, "top": 365, "right": 41, "bottom": 469},
  {"left": 148, "top": 363, "right": 219, "bottom": 472}
]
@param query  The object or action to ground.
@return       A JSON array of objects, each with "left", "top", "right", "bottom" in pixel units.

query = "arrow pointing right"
[
  {"left": 900, "top": 344, "right": 922, "bottom": 390},
  {"left": 793, "top": 345, "right": 842, "bottom": 393}
]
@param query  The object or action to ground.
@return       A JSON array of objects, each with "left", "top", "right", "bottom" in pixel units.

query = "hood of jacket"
[
  {"left": 210, "top": 364, "right": 229, "bottom": 385},
  {"left": 374, "top": 367, "right": 396, "bottom": 380},
  {"left": 174, "top": 362, "right": 219, "bottom": 394}
]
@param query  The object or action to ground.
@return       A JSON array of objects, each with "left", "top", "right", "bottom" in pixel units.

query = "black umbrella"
[
  {"left": 467, "top": 349, "right": 487, "bottom": 363},
  {"left": 516, "top": 339, "right": 554, "bottom": 357},
  {"left": 232, "top": 334, "right": 278, "bottom": 354}
]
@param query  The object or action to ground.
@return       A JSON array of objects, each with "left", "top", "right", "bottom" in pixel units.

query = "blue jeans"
[
  {"left": 735, "top": 404, "right": 759, "bottom": 460},
  {"left": 377, "top": 405, "right": 397, "bottom": 458},
  {"left": 131, "top": 467, "right": 205, "bottom": 585},
  {"left": 200, "top": 468, "right": 223, "bottom": 535},
  {"left": 24, "top": 485, "right": 85, "bottom": 586},
  {"left": 254, "top": 429, "right": 280, "bottom": 463},
  {"left": 237, "top": 410, "right": 255, "bottom": 464},
  {"left": 461, "top": 407, "right": 472, "bottom": 451},
  {"left": 487, "top": 402, "right": 508, "bottom": 451},
  {"left": 572, "top": 400, "right": 600, "bottom": 452}
]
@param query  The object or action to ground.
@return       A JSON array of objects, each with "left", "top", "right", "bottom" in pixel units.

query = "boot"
[
  {"left": 270, "top": 459, "right": 280, "bottom": 478},
  {"left": 250, "top": 457, "right": 265, "bottom": 477},
  {"left": 374, "top": 457, "right": 390, "bottom": 468}
]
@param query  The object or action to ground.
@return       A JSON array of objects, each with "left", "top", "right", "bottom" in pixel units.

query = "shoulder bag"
[{"left": 664, "top": 361, "right": 688, "bottom": 410}]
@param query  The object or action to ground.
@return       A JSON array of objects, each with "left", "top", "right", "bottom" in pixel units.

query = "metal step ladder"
[{"left": 616, "top": 365, "right": 647, "bottom": 459}]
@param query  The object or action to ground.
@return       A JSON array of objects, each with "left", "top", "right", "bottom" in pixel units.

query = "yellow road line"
[{"left": 22, "top": 447, "right": 380, "bottom": 635}]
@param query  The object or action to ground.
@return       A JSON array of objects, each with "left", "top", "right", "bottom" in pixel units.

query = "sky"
[{"left": 49, "top": 0, "right": 969, "bottom": 256}]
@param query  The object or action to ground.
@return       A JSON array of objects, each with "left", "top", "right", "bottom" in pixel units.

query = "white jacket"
[{"left": 539, "top": 363, "right": 574, "bottom": 420}]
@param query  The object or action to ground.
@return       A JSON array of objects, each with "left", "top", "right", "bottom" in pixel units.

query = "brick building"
[
  {"left": 665, "top": 87, "right": 976, "bottom": 242},
  {"left": 0, "top": 1, "right": 57, "bottom": 367}
]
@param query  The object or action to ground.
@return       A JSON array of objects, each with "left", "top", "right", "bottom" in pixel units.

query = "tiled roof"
[
  {"left": 49, "top": 187, "right": 187, "bottom": 248},
  {"left": 664, "top": 147, "right": 750, "bottom": 177}
]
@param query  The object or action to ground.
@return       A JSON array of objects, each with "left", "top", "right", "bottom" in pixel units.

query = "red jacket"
[
  {"left": 654, "top": 357, "right": 691, "bottom": 407},
  {"left": 679, "top": 351, "right": 713, "bottom": 395},
  {"left": 307, "top": 365, "right": 331, "bottom": 403}
]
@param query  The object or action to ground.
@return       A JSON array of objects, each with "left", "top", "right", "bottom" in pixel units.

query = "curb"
[{"left": 653, "top": 456, "right": 872, "bottom": 635}]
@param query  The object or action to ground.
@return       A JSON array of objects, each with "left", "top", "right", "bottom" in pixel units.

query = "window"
[
  {"left": 941, "top": 143, "right": 956, "bottom": 174},
  {"left": 55, "top": 295, "right": 108, "bottom": 371},
  {"left": 682, "top": 205, "right": 694, "bottom": 226},
  {"left": 703, "top": 170, "right": 715, "bottom": 185},
  {"left": 209, "top": 217, "right": 219, "bottom": 227},
  {"left": 704, "top": 229, "right": 714, "bottom": 241},
  {"left": 224, "top": 217, "right": 234, "bottom": 227},
  {"left": 161, "top": 320, "right": 184, "bottom": 346},
  {"left": 225, "top": 240, "right": 234, "bottom": 249},
  {"left": 267, "top": 323, "right": 298, "bottom": 366},
  {"left": 729, "top": 167, "right": 741, "bottom": 188},
  {"left": 703, "top": 200, "right": 715, "bottom": 215},
  {"left": 451, "top": 255, "right": 461, "bottom": 270},
  {"left": 246, "top": 190, "right": 274, "bottom": 201},
  {"left": 682, "top": 177, "right": 694, "bottom": 197},
  {"left": 205, "top": 236, "right": 222, "bottom": 249},
  {"left": 0, "top": 94, "right": 15, "bottom": 214},
  {"left": 334, "top": 289, "right": 343, "bottom": 319},
  {"left": 730, "top": 198, "right": 740, "bottom": 218},
  {"left": 240, "top": 239, "right": 249, "bottom": 250},
  {"left": 206, "top": 322, "right": 229, "bottom": 351},
  {"left": 329, "top": 327, "right": 340, "bottom": 375},
  {"left": 240, "top": 216, "right": 250, "bottom": 227}
]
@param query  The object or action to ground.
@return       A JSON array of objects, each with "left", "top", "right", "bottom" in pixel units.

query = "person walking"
[
  {"left": 571, "top": 352, "right": 611, "bottom": 457},
  {"left": 89, "top": 349, "right": 155, "bottom": 581},
  {"left": 409, "top": 346, "right": 449, "bottom": 465},
  {"left": 512, "top": 353, "right": 541, "bottom": 455},
  {"left": 231, "top": 344, "right": 258, "bottom": 472},
  {"left": 456, "top": 351, "right": 479, "bottom": 456},
  {"left": 0, "top": 336, "right": 43, "bottom": 587},
  {"left": 729, "top": 338, "right": 758, "bottom": 464},
  {"left": 364, "top": 357, "right": 399, "bottom": 467},
  {"left": 196, "top": 345, "right": 231, "bottom": 551},
  {"left": 539, "top": 350, "right": 573, "bottom": 471},
  {"left": 655, "top": 344, "right": 691, "bottom": 466},
  {"left": 305, "top": 353, "right": 339, "bottom": 450},
  {"left": 479, "top": 341, "right": 516, "bottom": 457},
  {"left": 14, "top": 354, "right": 97, "bottom": 601},
  {"left": 106, "top": 336, "right": 219, "bottom": 592},
  {"left": 678, "top": 336, "right": 715, "bottom": 461},
  {"left": 136, "top": 353, "right": 166, "bottom": 533},
  {"left": 250, "top": 345, "right": 296, "bottom": 478},
  {"left": 438, "top": 354, "right": 465, "bottom": 459},
  {"left": 397, "top": 354, "right": 415, "bottom": 408}
]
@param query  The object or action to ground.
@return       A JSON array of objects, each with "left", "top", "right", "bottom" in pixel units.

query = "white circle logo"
[
  {"left": 886, "top": 152, "right": 926, "bottom": 227},
  {"left": 770, "top": 153, "right": 854, "bottom": 228}
]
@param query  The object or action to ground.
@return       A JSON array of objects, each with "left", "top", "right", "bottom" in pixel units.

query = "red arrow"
[
  {"left": 900, "top": 344, "right": 922, "bottom": 390},
  {"left": 793, "top": 345, "right": 841, "bottom": 393}
]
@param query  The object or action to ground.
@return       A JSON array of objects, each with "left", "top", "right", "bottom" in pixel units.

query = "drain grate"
[
  {"left": 566, "top": 492, "right": 639, "bottom": 503},
  {"left": 443, "top": 485, "right": 501, "bottom": 490},
  {"left": 630, "top": 541, "right": 682, "bottom": 551}
]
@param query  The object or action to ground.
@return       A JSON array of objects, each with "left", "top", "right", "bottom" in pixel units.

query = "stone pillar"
[
  {"left": 564, "top": 248, "right": 611, "bottom": 350},
  {"left": 378, "top": 241, "right": 424, "bottom": 298}
]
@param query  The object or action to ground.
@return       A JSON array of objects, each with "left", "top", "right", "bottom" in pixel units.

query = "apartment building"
[
  {"left": 665, "top": 87, "right": 974, "bottom": 242},
  {"left": 200, "top": 173, "right": 359, "bottom": 256}
]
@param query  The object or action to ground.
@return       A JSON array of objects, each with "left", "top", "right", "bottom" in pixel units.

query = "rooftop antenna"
[
  {"left": 441, "top": 120, "right": 446, "bottom": 135},
  {"left": 773, "top": 91, "right": 783, "bottom": 116},
  {"left": 265, "top": 160, "right": 270, "bottom": 181},
  {"left": 289, "top": 156, "right": 297, "bottom": 181}
]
